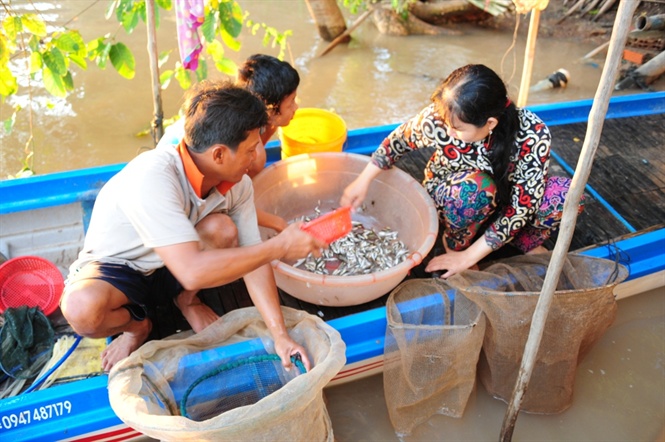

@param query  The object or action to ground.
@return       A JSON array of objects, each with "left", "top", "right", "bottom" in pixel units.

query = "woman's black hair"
[
  {"left": 237, "top": 54, "right": 300, "bottom": 113},
  {"left": 431, "top": 64, "right": 519, "bottom": 206}
]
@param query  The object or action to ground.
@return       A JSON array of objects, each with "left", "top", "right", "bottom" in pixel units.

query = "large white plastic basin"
[{"left": 252, "top": 152, "right": 438, "bottom": 306}]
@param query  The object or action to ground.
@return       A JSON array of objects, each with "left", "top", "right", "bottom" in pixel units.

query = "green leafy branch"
[{"left": 1, "top": 0, "right": 292, "bottom": 178}]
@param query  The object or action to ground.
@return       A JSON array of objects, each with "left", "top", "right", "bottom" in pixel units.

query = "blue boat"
[{"left": 1, "top": 92, "right": 664, "bottom": 441}]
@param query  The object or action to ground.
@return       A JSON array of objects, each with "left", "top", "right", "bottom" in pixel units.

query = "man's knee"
[
  {"left": 197, "top": 213, "right": 239, "bottom": 249},
  {"left": 60, "top": 285, "right": 108, "bottom": 337}
]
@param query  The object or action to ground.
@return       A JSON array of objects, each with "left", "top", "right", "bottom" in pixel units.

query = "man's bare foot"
[
  {"left": 527, "top": 245, "right": 549, "bottom": 255},
  {"left": 101, "top": 319, "right": 151, "bottom": 372},
  {"left": 175, "top": 291, "right": 219, "bottom": 333}
]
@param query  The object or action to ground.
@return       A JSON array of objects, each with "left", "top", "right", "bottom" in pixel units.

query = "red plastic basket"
[
  {"left": 0, "top": 256, "right": 65, "bottom": 315},
  {"left": 301, "top": 206, "right": 352, "bottom": 244}
]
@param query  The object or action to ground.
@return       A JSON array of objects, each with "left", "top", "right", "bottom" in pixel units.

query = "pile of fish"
[{"left": 294, "top": 221, "right": 409, "bottom": 276}]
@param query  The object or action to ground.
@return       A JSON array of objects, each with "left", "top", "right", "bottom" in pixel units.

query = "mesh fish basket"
[
  {"left": 446, "top": 252, "right": 628, "bottom": 414},
  {"left": 180, "top": 354, "right": 306, "bottom": 421},
  {"left": 383, "top": 279, "right": 485, "bottom": 436}
]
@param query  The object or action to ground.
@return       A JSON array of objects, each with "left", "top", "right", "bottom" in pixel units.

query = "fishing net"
[
  {"left": 108, "top": 306, "right": 346, "bottom": 441},
  {"left": 383, "top": 279, "right": 486, "bottom": 436},
  {"left": 446, "top": 252, "right": 628, "bottom": 414},
  {"left": 0, "top": 306, "right": 54, "bottom": 379}
]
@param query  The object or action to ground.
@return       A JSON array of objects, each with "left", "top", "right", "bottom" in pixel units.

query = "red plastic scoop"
[{"left": 301, "top": 206, "right": 352, "bottom": 244}]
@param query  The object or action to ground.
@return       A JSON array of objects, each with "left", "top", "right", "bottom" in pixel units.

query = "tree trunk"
[
  {"left": 410, "top": 0, "right": 477, "bottom": 22},
  {"left": 305, "top": 0, "right": 349, "bottom": 42},
  {"left": 145, "top": 0, "right": 163, "bottom": 145},
  {"left": 372, "top": 5, "right": 464, "bottom": 36}
]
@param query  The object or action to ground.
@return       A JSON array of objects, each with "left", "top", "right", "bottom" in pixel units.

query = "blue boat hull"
[{"left": 1, "top": 92, "right": 664, "bottom": 441}]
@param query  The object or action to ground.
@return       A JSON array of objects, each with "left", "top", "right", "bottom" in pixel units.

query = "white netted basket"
[{"left": 108, "top": 306, "right": 346, "bottom": 441}]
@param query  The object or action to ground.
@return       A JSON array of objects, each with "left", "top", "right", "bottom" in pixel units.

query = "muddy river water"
[{"left": 0, "top": 0, "right": 653, "bottom": 178}]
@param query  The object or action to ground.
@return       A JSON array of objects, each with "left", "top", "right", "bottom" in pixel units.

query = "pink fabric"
[{"left": 175, "top": 0, "right": 205, "bottom": 71}]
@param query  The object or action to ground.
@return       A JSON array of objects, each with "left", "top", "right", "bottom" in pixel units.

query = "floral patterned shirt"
[{"left": 371, "top": 104, "right": 551, "bottom": 249}]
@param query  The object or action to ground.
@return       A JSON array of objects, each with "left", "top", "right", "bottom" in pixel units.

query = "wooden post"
[
  {"left": 517, "top": 9, "right": 541, "bottom": 107},
  {"left": 145, "top": 0, "right": 164, "bottom": 146},
  {"left": 499, "top": 1, "right": 640, "bottom": 441}
]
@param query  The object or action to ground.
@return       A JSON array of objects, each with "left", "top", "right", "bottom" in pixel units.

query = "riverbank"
[{"left": 488, "top": 0, "right": 665, "bottom": 47}]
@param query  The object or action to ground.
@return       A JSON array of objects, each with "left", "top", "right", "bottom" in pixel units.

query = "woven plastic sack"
[
  {"left": 108, "top": 306, "right": 346, "bottom": 441},
  {"left": 446, "top": 252, "right": 628, "bottom": 414},
  {"left": 384, "top": 279, "right": 486, "bottom": 436}
]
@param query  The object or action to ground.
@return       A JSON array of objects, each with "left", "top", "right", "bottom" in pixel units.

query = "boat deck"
[{"left": 137, "top": 111, "right": 665, "bottom": 340}]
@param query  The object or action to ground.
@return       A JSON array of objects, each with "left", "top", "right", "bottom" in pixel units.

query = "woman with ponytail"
[{"left": 341, "top": 64, "right": 583, "bottom": 278}]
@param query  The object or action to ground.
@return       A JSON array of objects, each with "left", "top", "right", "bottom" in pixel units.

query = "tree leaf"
[
  {"left": 55, "top": 31, "right": 87, "bottom": 57},
  {"left": 105, "top": 0, "right": 119, "bottom": 20},
  {"left": 42, "top": 66, "right": 67, "bottom": 97},
  {"left": 160, "top": 69, "right": 174, "bottom": 89},
  {"left": 206, "top": 39, "right": 225, "bottom": 60},
  {"left": 218, "top": 1, "right": 243, "bottom": 38},
  {"left": 220, "top": 28, "right": 241, "bottom": 52},
  {"left": 96, "top": 42, "right": 112, "bottom": 69},
  {"left": 0, "top": 35, "right": 11, "bottom": 65},
  {"left": 121, "top": 7, "right": 139, "bottom": 33},
  {"left": 3, "top": 110, "right": 17, "bottom": 134},
  {"left": 68, "top": 53, "right": 88, "bottom": 70},
  {"left": 62, "top": 71, "right": 74, "bottom": 91},
  {"left": 42, "top": 47, "right": 67, "bottom": 76},
  {"left": 201, "top": 10, "right": 217, "bottom": 43},
  {"left": 86, "top": 37, "right": 105, "bottom": 60},
  {"left": 2, "top": 16, "right": 21, "bottom": 40},
  {"left": 156, "top": 0, "right": 172, "bottom": 10},
  {"left": 109, "top": 42, "right": 135, "bottom": 79},
  {"left": 0, "top": 66, "right": 18, "bottom": 98},
  {"left": 21, "top": 14, "right": 47, "bottom": 37},
  {"left": 27, "top": 34, "right": 41, "bottom": 52},
  {"left": 158, "top": 50, "right": 171, "bottom": 68},
  {"left": 174, "top": 65, "right": 192, "bottom": 89},
  {"left": 195, "top": 59, "right": 208, "bottom": 82},
  {"left": 29, "top": 51, "right": 43, "bottom": 74},
  {"left": 213, "top": 56, "right": 236, "bottom": 76}
]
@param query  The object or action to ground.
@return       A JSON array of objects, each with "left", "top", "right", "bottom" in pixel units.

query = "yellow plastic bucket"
[{"left": 279, "top": 108, "right": 347, "bottom": 159}]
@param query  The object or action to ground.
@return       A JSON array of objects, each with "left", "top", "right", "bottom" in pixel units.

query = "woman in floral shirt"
[{"left": 341, "top": 64, "right": 583, "bottom": 278}]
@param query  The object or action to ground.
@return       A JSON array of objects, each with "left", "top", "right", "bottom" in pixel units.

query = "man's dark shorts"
[{"left": 67, "top": 262, "right": 184, "bottom": 321}]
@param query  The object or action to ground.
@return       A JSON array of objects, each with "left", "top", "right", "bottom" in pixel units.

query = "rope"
[
  {"left": 601, "top": 237, "right": 631, "bottom": 285},
  {"left": 24, "top": 335, "right": 82, "bottom": 393},
  {"left": 179, "top": 353, "right": 306, "bottom": 418}
]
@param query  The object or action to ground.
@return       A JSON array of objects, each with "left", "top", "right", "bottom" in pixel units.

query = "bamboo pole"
[
  {"left": 499, "top": 1, "right": 640, "bottom": 440},
  {"left": 145, "top": 0, "right": 164, "bottom": 145},
  {"left": 319, "top": 7, "right": 374, "bottom": 57},
  {"left": 581, "top": 40, "right": 610, "bottom": 60},
  {"left": 516, "top": 9, "right": 541, "bottom": 107}
]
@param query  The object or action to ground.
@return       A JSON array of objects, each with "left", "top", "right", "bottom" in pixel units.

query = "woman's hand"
[
  {"left": 341, "top": 162, "right": 383, "bottom": 209},
  {"left": 341, "top": 178, "right": 369, "bottom": 209},
  {"left": 425, "top": 235, "right": 494, "bottom": 278},
  {"left": 425, "top": 249, "right": 478, "bottom": 279}
]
